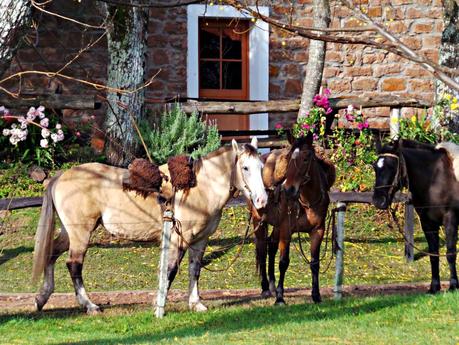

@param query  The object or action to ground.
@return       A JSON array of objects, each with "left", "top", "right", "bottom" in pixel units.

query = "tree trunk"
[
  {"left": 104, "top": 4, "right": 148, "bottom": 166},
  {"left": 297, "top": 0, "right": 330, "bottom": 118},
  {"left": 0, "top": 0, "right": 32, "bottom": 77},
  {"left": 437, "top": 0, "right": 459, "bottom": 131}
]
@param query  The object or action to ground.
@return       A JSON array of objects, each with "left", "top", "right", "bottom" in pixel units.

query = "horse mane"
[
  {"left": 167, "top": 155, "right": 197, "bottom": 190},
  {"left": 400, "top": 139, "right": 436, "bottom": 151},
  {"left": 313, "top": 146, "right": 336, "bottom": 190},
  {"left": 122, "top": 158, "right": 163, "bottom": 198}
]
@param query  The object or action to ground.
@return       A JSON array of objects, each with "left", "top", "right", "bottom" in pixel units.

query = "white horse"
[{"left": 32, "top": 138, "right": 267, "bottom": 313}]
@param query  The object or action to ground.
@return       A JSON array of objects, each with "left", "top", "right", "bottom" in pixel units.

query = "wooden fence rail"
[
  {"left": 0, "top": 191, "right": 415, "bottom": 302},
  {"left": 180, "top": 96, "right": 432, "bottom": 115}
]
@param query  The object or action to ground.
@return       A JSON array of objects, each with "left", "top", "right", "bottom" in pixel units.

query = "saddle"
[
  {"left": 122, "top": 158, "right": 163, "bottom": 198},
  {"left": 262, "top": 148, "right": 290, "bottom": 189}
]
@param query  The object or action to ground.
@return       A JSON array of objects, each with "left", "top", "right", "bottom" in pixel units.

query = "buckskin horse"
[
  {"left": 251, "top": 133, "right": 335, "bottom": 304},
  {"left": 32, "top": 138, "right": 268, "bottom": 314},
  {"left": 372, "top": 139, "right": 459, "bottom": 293}
]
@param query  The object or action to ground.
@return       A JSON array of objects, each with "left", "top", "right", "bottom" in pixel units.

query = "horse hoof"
[
  {"left": 190, "top": 302, "right": 208, "bottom": 312},
  {"left": 35, "top": 296, "right": 45, "bottom": 311},
  {"left": 274, "top": 298, "right": 286, "bottom": 306},
  {"left": 312, "top": 295, "right": 322, "bottom": 304},
  {"left": 86, "top": 306, "right": 102, "bottom": 315},
  {"left": 427, "top": 288, "right": 440, "bottom": 295},
  {"left": 261, "top": 290, "right": 272, "bottom": 299}
]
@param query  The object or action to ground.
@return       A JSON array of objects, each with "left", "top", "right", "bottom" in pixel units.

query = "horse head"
[
  {"left": 372, "top": 140, "right": 406, "bottom": 209},
  {"left": 231, "top": 137, "right": 268, "bottom": 209},
  {"left": 282, "top": 132, "right": 315, "bottom": 199}
]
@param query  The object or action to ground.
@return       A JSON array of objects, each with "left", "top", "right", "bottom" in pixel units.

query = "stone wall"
[{"left": 3, "top": 0, "right": 444, "bottom": 138}]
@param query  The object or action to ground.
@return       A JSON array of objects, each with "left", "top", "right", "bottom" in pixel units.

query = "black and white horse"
[{"left": 372, "top": 139, "right": 458, "bottom": 293}]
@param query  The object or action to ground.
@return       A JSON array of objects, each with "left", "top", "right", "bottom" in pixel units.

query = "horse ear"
[
  {"left": 286, "top": 130, "right": 295, "bottom": 145},
  {"left": 232, "top": 139, "right": 240, "bottom": 155},
  {"left": 374, "top": 134, "right": 382, "bottom": 154},
  {"left": 250, "top": 136, "right": 258, "bottom": 149},
  {"left": 304, "top": 132, "right": 313, "bottom": 146}
]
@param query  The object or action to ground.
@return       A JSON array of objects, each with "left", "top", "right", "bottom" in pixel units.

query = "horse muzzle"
[
  {"left": 252, "top": 192, "right": 268, "bottom": 210},
  {"left": 372, "top": 193, "right": 388, "bottom": 210},
  {"left": 283, "top": 185, "right": 299, "bottom": 200}
]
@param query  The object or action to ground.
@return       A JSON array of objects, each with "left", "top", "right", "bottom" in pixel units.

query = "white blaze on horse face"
[
  {"left": 240, "top": 154, "right": 268, "bottom": 209},
  {"left": 376, "top": 158, "right": 385, "bottom": 169},
  {"left": 292, "top": 148, "right": 300, "bottom": 160}
]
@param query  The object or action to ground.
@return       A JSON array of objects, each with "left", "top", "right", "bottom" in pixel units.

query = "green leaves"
[{"left": 138, "top": 105, "right": 221, "bottom": 165}]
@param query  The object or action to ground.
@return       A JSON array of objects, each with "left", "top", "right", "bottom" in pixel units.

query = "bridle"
[
  {"left": 230, "top": 151, "right": 255, "bottom": 200},
  {"left": 290, "top": 149, "right": 324, "bottom": 209},
  {"left": 373, "top": 152, "right": 406, "bottom": 203}
]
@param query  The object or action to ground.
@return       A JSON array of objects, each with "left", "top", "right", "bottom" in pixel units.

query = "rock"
[{"left": 28, "top": 165, "right": 47, "bottom": 183}]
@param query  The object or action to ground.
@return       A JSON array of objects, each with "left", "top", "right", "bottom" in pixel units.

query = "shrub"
[{"left": 138, "top": 104, "right": 221, "bottom": 165}]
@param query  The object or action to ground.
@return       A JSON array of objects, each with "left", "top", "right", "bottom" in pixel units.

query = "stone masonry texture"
[{"left": 3, "top": 0, "right": 444, "bottom": 136}]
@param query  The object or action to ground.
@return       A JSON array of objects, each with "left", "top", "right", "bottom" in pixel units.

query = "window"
[{"left": 199, "top": 18, "right": 249, "bottom": 100}]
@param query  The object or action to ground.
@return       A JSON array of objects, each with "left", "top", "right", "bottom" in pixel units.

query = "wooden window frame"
[{"left": 198, "top": 18, "right": 249, "bottom": 100}]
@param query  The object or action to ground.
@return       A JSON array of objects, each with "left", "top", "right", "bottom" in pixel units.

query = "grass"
[
  {"left": 0, "top": 292, "right": 458, "bottom": 344},
  {"left": 0, "top": 203, "right": 455, "bottom": 294}
]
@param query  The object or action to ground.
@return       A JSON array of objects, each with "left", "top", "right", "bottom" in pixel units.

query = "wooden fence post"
[
  {"left": 390, "top": 107, "right": 401, "bottom": 140},
  {"left": 334, "top": 202, "right": 346, "bottom": 300},
  {"left": 404, "top": 202, "right": 415, "bottom": 262},
  {"left": 155, "top": 209, "right": 174, "bottom": 318}
]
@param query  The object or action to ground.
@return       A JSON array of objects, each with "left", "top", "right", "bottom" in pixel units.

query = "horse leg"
[
  {"left": 35, "top": 227, "right": 69, "bottom": 311},
  {"left": 309, "top": 228, "right": 325, "bottom": 303},
  {"left": 65, "top": 226, "right": 100, "bottom": 314},
  {"left": 444, "top": 211, "right": 458, "bottom": 291},
  {"left": 268, "top": 227, "right": 279, "bottom": 295},
  {"left": 254, "top": 221, "right": 271, "bottom": 298},
  {"left": 187, "top": 238, "right": 208, "bottom": 312},
  {"left": 167, "top": 236, "right": 186, "bottom": 290},
  {"left": 422, "top": 220, "right": 441, "bottom": 294},
  {"left": 275, "top": 226, "right": 290, "bottom": 305}
]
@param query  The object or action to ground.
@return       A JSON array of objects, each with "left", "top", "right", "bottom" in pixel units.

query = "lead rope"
[{"left": 387, "top": 206, "right": 458, "bottom": 257}]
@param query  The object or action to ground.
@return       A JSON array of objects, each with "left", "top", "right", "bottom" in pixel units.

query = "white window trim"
[{"left": 187, "top": 4, "right": 269, "bottom": 132}]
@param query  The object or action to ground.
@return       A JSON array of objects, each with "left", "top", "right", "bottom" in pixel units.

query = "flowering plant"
[
  {"left": 1, "top": 106, "right": 65, "bottom": 167},
  {"left": 292, "top": 88, "right": 334, "bottom": 143},
  {"left": 328, "top": 104, "right": 376, "bottom": 192}
]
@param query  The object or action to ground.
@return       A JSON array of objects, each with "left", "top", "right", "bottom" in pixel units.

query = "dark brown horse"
[
  {"left": 372, "top": 139, "right": 459, "bottom": 293},
  {"left": 251, "top": 134, "right": 335, "bottom": 304}
]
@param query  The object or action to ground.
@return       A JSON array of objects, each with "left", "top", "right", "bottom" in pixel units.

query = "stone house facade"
[{"left": 4, "top": 0, "right": 444, "bottom": 144}]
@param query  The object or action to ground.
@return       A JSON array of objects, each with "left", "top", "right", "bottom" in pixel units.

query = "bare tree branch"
[
  {"left": 96, "top": 0, "right": 203, "bottom": 8},
  {"left": 225, "top": 0, "right": 459, "bottom": 92}
]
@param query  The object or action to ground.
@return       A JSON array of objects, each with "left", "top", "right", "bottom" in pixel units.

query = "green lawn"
[
  {"left": 0, "top": 292, "right": 458, "bottom": 344},
  {"left": 0, "top": 204, "right": 454, "bottom": 293}
]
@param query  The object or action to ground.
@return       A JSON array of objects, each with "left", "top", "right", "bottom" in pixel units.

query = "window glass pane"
[
  {"left": 200, "top": 61, "right": 220, "bottom": 89},
  {"left": 222, "top": 62, "right": 242, "bottom": 89},
  {"left": 200, "top": 27, "right": 220, "bottom": 59},
  {"left": 222, "top": 28, "right": 242, "bottom": 59}
]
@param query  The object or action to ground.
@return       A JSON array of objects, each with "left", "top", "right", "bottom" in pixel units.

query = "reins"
[{"left": 387, "top": 206, "right": 458, "bottom": 258}]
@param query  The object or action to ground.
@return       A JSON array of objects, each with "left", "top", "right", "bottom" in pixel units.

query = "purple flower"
[
  {"left": 323, "top": 88, "right": 331, "bottom": 96},
  {"left": 313, "top": 133, "right": 319, "bottom": 141},
  {"left": 326, "top": 107, "right": 333, "bottom": 115}
]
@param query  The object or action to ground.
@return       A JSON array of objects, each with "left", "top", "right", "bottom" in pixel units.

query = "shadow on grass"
[
  {"left": 0, "top": 245, "right": 32, "bottom": 265},
  {"left": 1, "top": 293, "right": 426, "bottom": 344}
]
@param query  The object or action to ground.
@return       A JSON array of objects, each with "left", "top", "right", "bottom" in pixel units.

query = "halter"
[
  {"left": 291, "top": 150, "right": 325, "bottom": 209},
  {"left": 230, "top": 152, "right": 254, "bottom": 200},
  {"left": 373, "top": 152, "right": 407, "bottom": 203}
]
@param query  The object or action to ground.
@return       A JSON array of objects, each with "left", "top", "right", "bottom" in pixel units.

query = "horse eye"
[{"left": 243, "top": 166, "right": 249, "bottom": 171}]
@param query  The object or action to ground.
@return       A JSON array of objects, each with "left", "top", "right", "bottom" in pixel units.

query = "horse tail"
[{"left": 32, "top": 173, "right": 60, "bottom": 283}]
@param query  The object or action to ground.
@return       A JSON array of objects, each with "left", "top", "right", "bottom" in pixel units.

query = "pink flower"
[
  {"left": 40, "top": 138, "right": 49, "bottom": 148},
  {"left": 301, "top": 123, "right": 310, "bottom": 130},
  {"left": 40, "top": 118, "right": 49, "bottom": 128},
  {"left": 357, "top": 121, "right": 369, "bottom": 130},
  {"left": 275, "top": 123, "right": 283, "bottom": 129},
  {"left": 345, "top": 113, "right": 354, "bottom": 121},
  {"left": 323, "top": 88, "right": 331, "bottom": 96},
  {"left": 326, "top": 107, "right": 333, "bottom": 115}
]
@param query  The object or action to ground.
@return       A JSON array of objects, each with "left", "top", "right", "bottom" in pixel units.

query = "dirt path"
[{"left": 0, "top": 282, "right": 448, "bottom": 313}]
